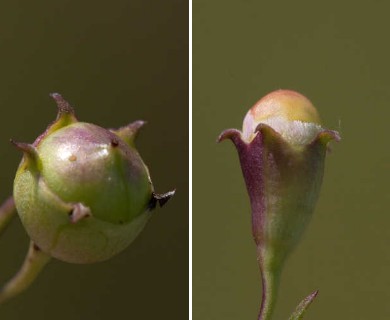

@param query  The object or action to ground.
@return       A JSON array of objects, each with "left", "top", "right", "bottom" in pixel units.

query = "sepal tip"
[
  {"left": 50, "top": 93, "right": 75, "bottom": 116},
  {"left": 148, "top": 190, "right": 176, "bottom": 210},
  {"left": 314, "top": 129, "right": 341, "bottom": 145},
  {"left": 217, "top": 128, "right": 242, "bottom": 143},
  {"left": 112, "top": 120, "right": 147, "bottom": 147},
  {"left": 10, "top": 140, "right": 39, "bottom": 165}
]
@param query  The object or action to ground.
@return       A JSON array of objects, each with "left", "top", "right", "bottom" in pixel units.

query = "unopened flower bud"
[
  {"left": 219, "top": 89, "right": 339, "bottom": 320},
  {"left": 242, "top": 90, "right": 323, "bottom": 145},
  {"left": 13, "top": 94, "right": 174, "bottom": 264}
]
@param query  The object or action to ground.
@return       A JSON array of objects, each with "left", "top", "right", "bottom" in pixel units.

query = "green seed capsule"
[{"left": 13, "top": 94, "right": 173, "bottom": 264}]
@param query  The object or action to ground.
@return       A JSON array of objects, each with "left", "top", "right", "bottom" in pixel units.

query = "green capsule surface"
[{"left": 13, "top": 95, "right": 170, "bottom": 264}]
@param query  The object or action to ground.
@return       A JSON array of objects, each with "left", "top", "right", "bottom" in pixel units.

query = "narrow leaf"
[{"left": 288, "top": 290, "right": 319, "bottom": 320}]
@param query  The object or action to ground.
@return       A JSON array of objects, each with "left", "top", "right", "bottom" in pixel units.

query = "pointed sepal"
[
  {"left": 50, "top": 93, "right": 77, "bottom": 124},
  {"left": 10, "top": 140, "right": 40, "bottom": 170},
  {"left": 32, "top": 94, "right": 78, "bottom": 146},
  {"left": 111, "top": 120, "right": 146, "bottom": 148},
  {"left": 48, "top": 93, "right": 78, "bottom": 131}
]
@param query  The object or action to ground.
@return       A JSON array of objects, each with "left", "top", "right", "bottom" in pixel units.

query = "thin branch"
[
  {"left": 0, "top": 197, "right": 16, "bottom": 237},
  {"left": 0, "top": 241, "right": 51, "bottom": 304}
]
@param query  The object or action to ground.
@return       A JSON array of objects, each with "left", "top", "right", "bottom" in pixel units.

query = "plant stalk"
[
  {"left": 0, "top": 197, "right": 16, "bottom": 236},
  {"left": 257, "top": 247, "right": 281, "bottom": 320},
  {"left": 0, "top": 241, "right": 51, "bottom": 304}
]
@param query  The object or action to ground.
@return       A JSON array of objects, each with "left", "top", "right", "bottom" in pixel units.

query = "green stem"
[
  {"left": 258, "top": 268, "right": 280, "bottom": 320},
  {"left": 0, "top": 197, "right": 16, "bottom": 236},
  {"left": 257, "top": 247, "right": 281, "bottom": 320},
  {"left": 0, "top": 241, "right": 51, "bottom": 304}
]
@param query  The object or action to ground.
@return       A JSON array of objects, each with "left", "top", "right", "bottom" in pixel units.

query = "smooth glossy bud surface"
[
  {"left": 242, "top": 90, "right": 323, "bottom": 145},
  {"left": 13, "top": 94, "right": 173, "bottom": 264}
]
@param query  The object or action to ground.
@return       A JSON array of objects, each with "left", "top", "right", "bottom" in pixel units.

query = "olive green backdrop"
[
  {"left": 194, "top": 1, "right": 388, "bottom": 320},
  {"left": 0, "top": 1, "right": 188, "bottom": 320}
]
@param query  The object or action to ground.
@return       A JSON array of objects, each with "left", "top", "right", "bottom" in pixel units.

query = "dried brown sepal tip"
[{"left": 149, "top": 190, "right": 176, "bottom": 210}]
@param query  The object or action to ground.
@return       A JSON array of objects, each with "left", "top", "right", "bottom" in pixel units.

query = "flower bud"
[
  {"left": 218, "top": 89, "right": 339, "bottom": 319},
  {"left": 13, "top": 94, "right": 174, "bottom": 264},
  {"left": 242, "top": 90, "right": 322, "bottom": 145}
]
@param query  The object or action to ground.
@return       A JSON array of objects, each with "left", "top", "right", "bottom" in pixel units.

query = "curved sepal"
[
  {"left": 304, "top": 129, "right": 340, "bottom": 160},
  {"left": 217, "top": 128, "right": 244, "bottom": 145},
  {"left": 50, "top": 93, "right": 77, "bottom": 125},
  {"left": 288, "top": 290, "right": 319, "bottom": 320},
  {"left": 309, "top": 129, "right": 340, "bottom": 147},
  {"left": 111, "top": 120, "right": 146, "bottom": 147},
  {"left": 33, "top": 94, "right": 78, "bottom": 146}
]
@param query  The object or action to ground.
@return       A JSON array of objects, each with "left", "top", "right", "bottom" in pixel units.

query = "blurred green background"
[
  {"left": 194, "top": 1, "right": 388, "bottom": 319},
  {"left": 0, "top": 1, "right": 188, "bottom": 319}
]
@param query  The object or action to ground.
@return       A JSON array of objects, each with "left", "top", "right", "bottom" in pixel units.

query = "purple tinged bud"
[
  {"left": 219, "top": 90, "right": 339, "bottom": 320},
  {"left": 12, "top": 95, "right": 174, "bottom": 264}
]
